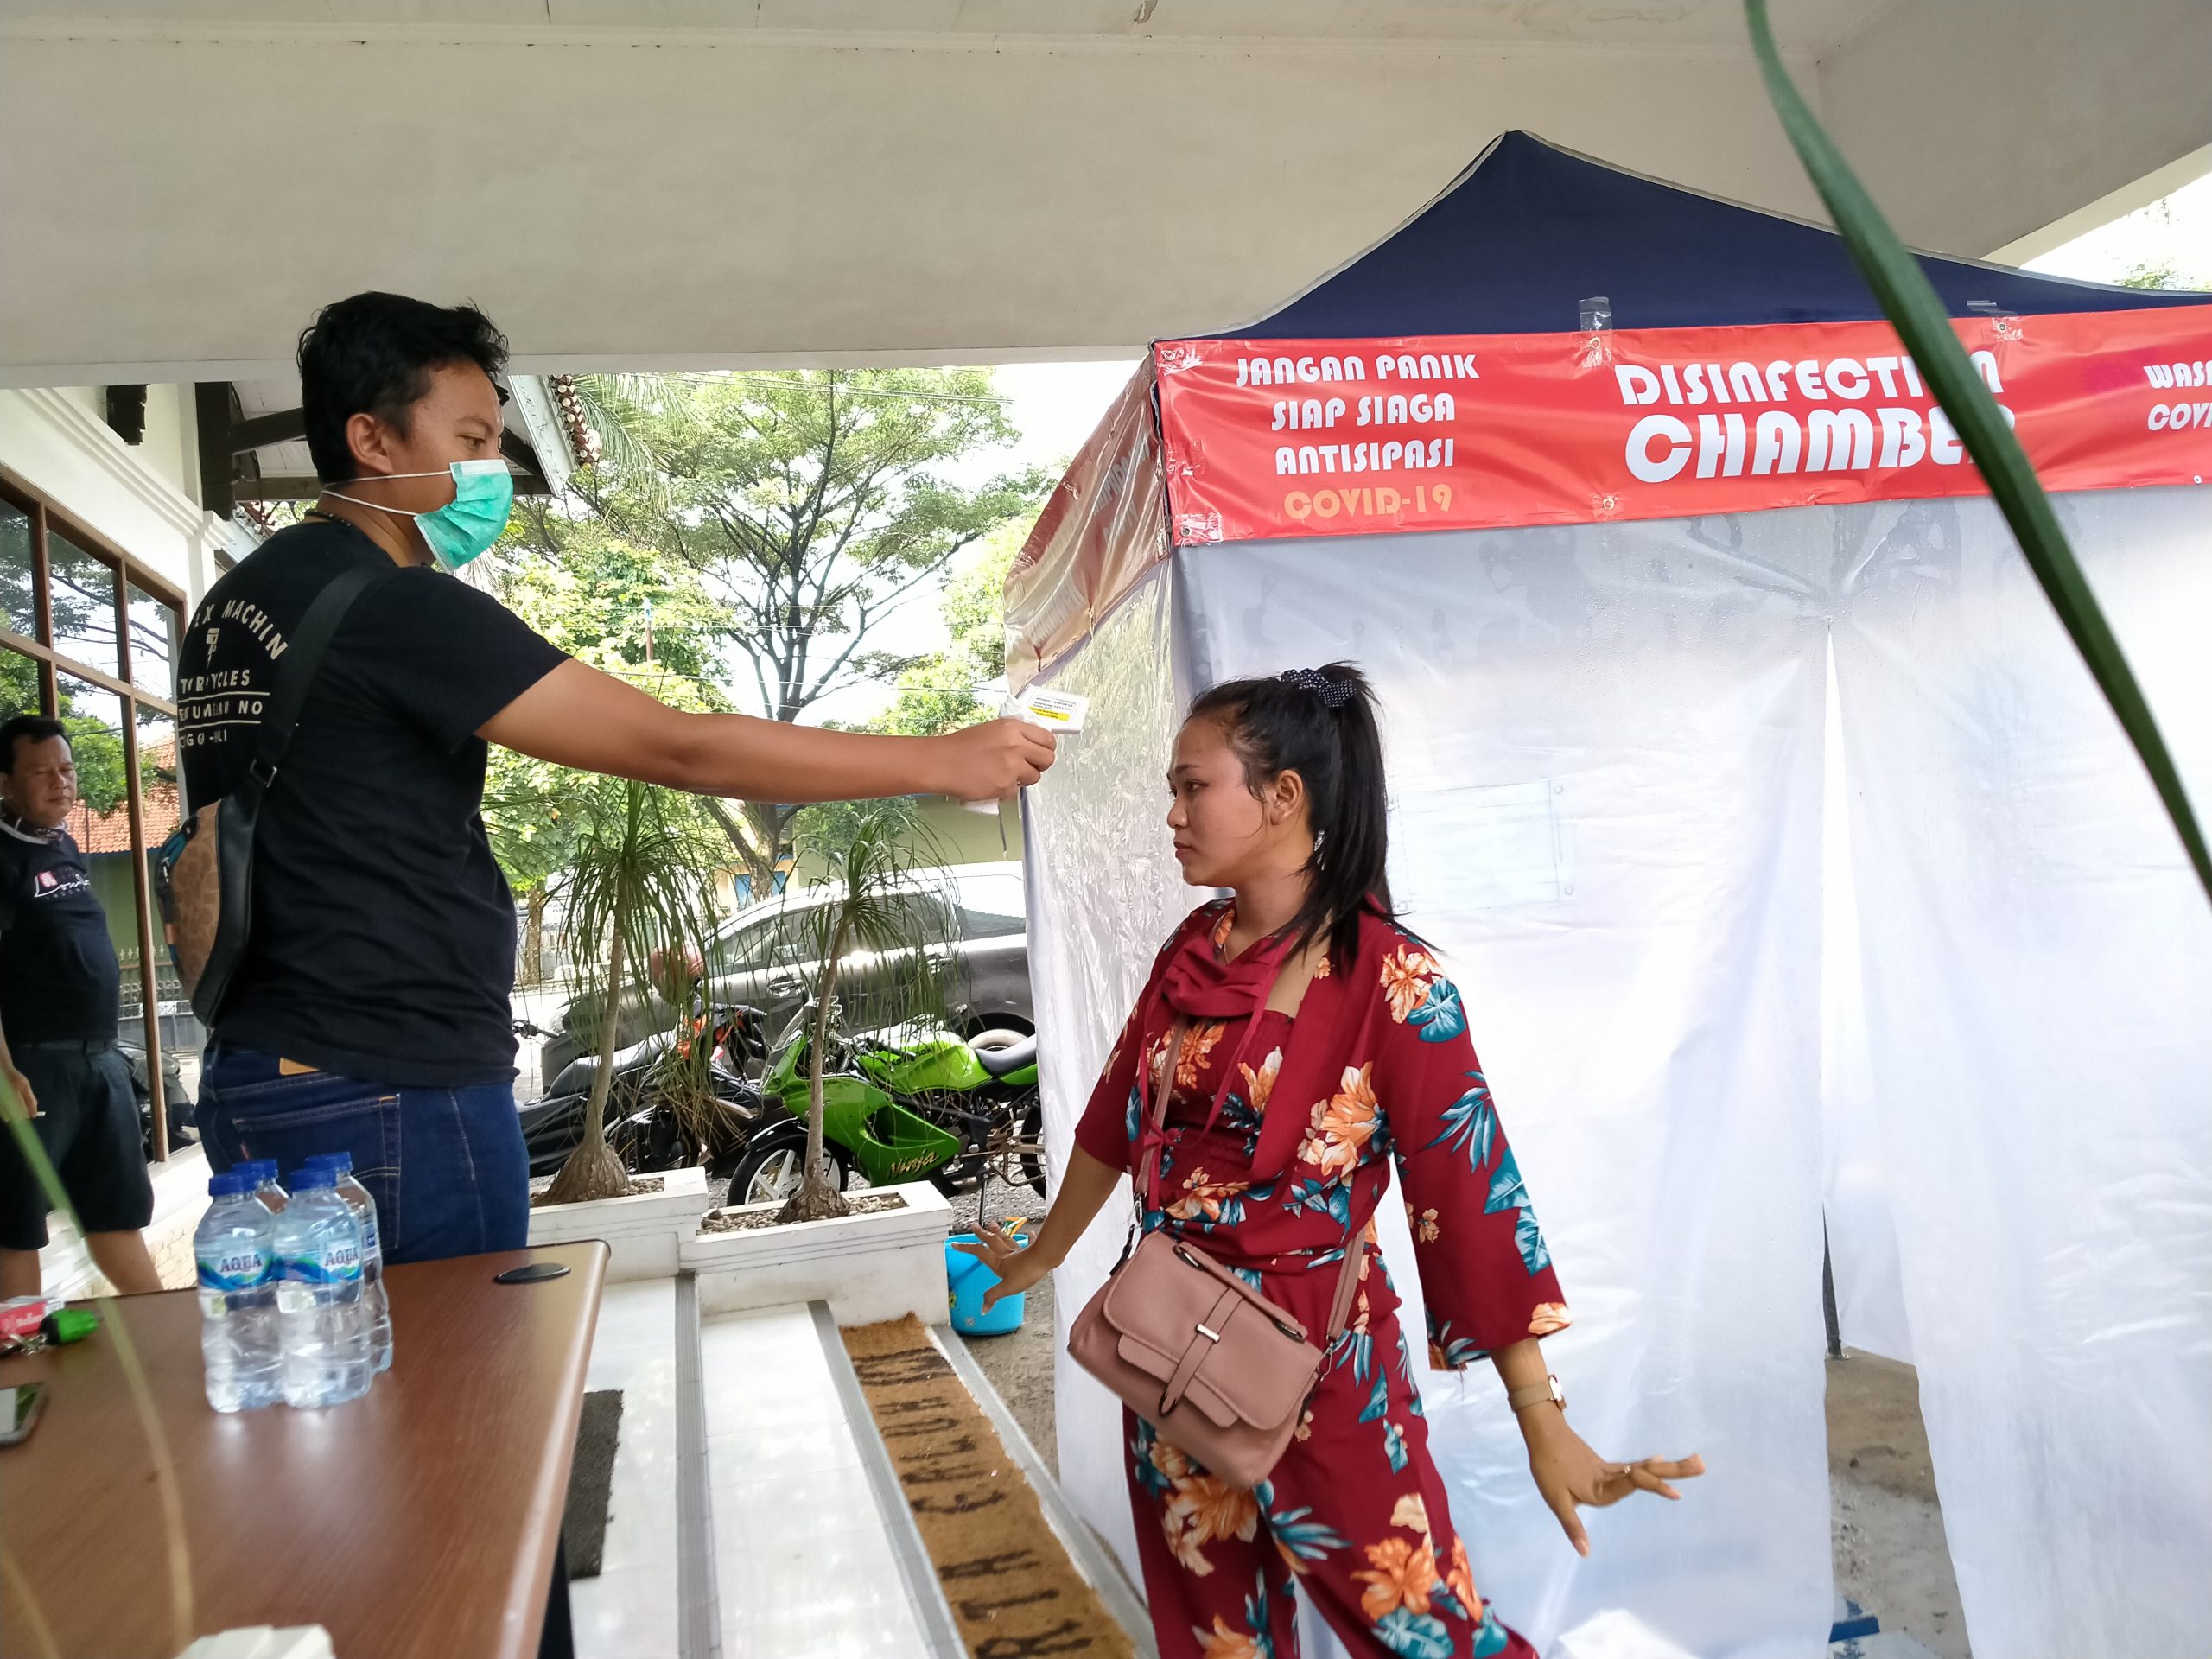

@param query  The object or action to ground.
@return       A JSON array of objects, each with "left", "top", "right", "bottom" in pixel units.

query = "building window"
[{"left": 0, "top": 474, "right": 190, "bottom": 1161}]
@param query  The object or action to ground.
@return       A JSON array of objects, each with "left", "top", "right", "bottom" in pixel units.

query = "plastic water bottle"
[
  {"left": 194, "top": 1172, "right": 283, "bottom": 1413},
  {"left": 274, "top": 1166, "right": 371, "bottom": 1408},
  {"left": 244, "top": 1160, "right": 288, "bottom": 1214},
  {"left": 306, "top": 1153, "right": 391, "bottom": 1374}
]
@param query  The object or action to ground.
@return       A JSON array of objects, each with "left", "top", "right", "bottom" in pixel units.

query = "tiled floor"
[
  {"left": 569, "top": 1279, "right": 681, "bottom": 1659},
  {"left": 701, "top": 1304, "right": 932, "bottom": 1659}
]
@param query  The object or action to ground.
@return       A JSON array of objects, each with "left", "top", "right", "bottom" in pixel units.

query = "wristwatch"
[{"left": 1508, "top": 1373, "right": 1566, "bottom": 1415}]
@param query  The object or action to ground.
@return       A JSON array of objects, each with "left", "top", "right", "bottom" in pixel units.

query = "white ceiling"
[
  {"left": 0, "top": 1, "right": 1907, "bottom": 51},
  {"left": 1, "top": 1, "right": 2202, "bottom": 383}
]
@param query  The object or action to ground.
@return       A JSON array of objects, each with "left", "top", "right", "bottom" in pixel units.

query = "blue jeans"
[{"left": 197, "top": 1044, "right": 528, "bottom": 1266}]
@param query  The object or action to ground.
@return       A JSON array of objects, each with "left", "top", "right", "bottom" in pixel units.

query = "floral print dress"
[{"left": 1075, "top": 903, "right": 1570, "bottom": 1659}]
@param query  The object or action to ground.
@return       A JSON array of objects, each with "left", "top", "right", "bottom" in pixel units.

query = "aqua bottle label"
[
  {"left": 198, "top": 1249, "right": 270, "bottom": 1292},
  {"left": 286, "top": 1243, "right": 363, "bottom": 1285}
]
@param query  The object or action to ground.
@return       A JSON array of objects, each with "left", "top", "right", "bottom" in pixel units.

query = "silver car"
[{"left": 541, "top": 861, "right": 1033, "bottom": 1084}]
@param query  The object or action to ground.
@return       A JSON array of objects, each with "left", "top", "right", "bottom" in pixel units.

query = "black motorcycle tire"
[
  {"left": 1012, "top": 1092, "right": 1045, "bottom": 1194},
  {"left": 934, "top": 1089, "right": 1046, "bottom": 1198},
  {"left": 613, "top": 1110, "right": 685, "bottom": 1174}
]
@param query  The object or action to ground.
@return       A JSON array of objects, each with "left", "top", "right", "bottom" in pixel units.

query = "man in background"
[{"left": 0, "top": 715, "right": 162, "bottom": 1297}]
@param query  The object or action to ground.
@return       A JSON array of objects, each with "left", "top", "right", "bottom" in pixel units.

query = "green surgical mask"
[{"left": 325, "top": 459, "right": 515, "bottom": 571}]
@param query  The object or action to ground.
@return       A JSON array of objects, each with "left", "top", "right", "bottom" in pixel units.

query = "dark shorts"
[
  {"left": 196, "top": 1044, "right": 526, "bottom": 1267},
  {"left": 0, "top": 1041, "right": 156, "bottom": 1251}
]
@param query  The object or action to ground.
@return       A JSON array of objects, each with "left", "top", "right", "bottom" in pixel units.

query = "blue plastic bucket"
[{"left": 946, "top": 1234, "right": 1027, "bottom": 1335}]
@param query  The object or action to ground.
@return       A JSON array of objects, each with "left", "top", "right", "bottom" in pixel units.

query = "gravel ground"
[
  {"left": 1827, "top": 1351, "right": 1970, "bottom": 1656},
  {"left": 940, "top": 1179, "right": 1063, "bottom": 1474}
]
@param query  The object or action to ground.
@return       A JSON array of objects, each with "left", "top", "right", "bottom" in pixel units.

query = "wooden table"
[{"left": 0, "top": 1239, "right": 607, "bottom": 1659}]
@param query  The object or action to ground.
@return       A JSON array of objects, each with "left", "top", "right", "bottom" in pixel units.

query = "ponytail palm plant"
[
  {"left": 775, "top": 800, "right": 954, "bottom": 1224},
  {"left": 543, "top": 774, "right": 722, "bottom": 1205}
]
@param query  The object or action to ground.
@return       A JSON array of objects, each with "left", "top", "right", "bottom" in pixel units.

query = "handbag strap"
[
  {"left": 246, "top": 560, "right": 396, "bottom": 789},
  {"left": 1134, "top": 1013, "right": 1370, "bottom": 1350},
  {"left": 1132, "top": 1013, "right": 1193, "bottom": 1215}
]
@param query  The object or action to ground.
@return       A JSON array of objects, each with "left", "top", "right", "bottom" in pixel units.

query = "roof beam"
[
  {"left": 229, "top": 407, "right": 306, "bottom": 450},
  {"left": 193, "top": 381, "right": 237, "bottom": 516}
]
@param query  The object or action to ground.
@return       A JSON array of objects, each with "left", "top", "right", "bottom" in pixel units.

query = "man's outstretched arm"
[{"left": 480, "top": 658, "right": 1055, "bottom": 804}]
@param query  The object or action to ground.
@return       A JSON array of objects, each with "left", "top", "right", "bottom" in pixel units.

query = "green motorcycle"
[{"left": 724, "top": 1005, "right": 1046, "bottom": 1209}]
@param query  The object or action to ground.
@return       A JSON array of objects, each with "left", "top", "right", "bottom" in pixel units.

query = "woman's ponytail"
[{"left": 1187, "top": 661, "right": 1392, "bottom": 968}]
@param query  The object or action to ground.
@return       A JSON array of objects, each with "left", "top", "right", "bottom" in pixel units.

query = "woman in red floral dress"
[{"left": 964, "top": 664, "right": 1700, "bottom": 1659}]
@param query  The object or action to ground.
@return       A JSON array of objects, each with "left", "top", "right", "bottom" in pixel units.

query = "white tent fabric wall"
[
  {"left": 1820, "top": 648, "right": 1916, "bottom": 1367},
  {"left": 1021, "top": 487, "right": 2212, "bottom": 1657},
  {"left": 1020, "top": 563, "right": 1197, "bottom": 1583},
  {"left": 1831, "top": 486, "right": 2212, "bottom": 1658},
  {"left": 1033, "top": 509, "right": 1845, "bottom": 1656},
  {"left": 1177, "top": 519, "right": 1838, "bottom": 1659}
]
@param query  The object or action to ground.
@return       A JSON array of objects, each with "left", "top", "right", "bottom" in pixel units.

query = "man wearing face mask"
[{"left": 179, "top": 292, "right": 1055, "bottom": 1264}]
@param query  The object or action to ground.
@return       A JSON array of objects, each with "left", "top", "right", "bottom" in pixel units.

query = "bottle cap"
[
  {"left": 245, "top": 1160, "right": 282, "bottom": 1185},
  {"left": 289, "top": 1166, "right": 337, "bottom": 1192},
  {"left": 304, "top": 1151, "right": 353, "bottom": 1174},
  {"left": 208, "top": 1170, "right": 251, "bottom": 1198}
]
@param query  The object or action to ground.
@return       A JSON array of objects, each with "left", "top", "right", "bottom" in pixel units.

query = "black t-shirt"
[
  {"left": 177, "top": 518, "right": 568, "bottom": 1085},
  {"left": 0, "top": 817, "right": 121, "bottom": 1045}
]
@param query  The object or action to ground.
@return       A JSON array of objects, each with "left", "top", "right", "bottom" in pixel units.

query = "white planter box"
[
  {"left": 683, "top": 1180, "right": 952, "bottom": 1325},
  {"left": 528, "top": 1164, "right": 710, "bottom": 1281}
]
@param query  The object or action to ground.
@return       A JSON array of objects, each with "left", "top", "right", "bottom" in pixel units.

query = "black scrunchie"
[{"left": 1279, "top": 667, "right": 1354, "bottom": 709}]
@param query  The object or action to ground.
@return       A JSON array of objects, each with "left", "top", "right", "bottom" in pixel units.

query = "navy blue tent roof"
[{"left": 1214, "top": 132, "right": 2209, "bottom": 340}]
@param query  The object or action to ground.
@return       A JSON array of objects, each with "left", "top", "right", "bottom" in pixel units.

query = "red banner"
[{"left": 1155, "top": 307, "right": 2212, "bottom": 545}]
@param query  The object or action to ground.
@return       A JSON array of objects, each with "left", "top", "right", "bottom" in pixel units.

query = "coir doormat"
[
  {"left": 842, "top": 1318, "right": 1134, "bottom": 1659},
  {"left": 563, "top": 1389, "right": 624, "bottom": 1579}
]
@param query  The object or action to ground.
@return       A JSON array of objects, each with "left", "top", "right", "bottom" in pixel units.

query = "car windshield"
[
  {"left": 712, "top": 915, "right": 782, "bottom": 972},
  {"left": 955, "top": 873, "right": 1025, "bottom": 940}
]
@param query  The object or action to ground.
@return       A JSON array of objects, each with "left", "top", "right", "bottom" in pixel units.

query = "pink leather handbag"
[{"left": 1067, "top": 1020, "right": 1362, "bottom": 1491}]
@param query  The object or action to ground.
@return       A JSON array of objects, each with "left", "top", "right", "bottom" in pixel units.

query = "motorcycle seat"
[{"left": 970, "top": 1032, "right": 1038, "bottom": 1077}]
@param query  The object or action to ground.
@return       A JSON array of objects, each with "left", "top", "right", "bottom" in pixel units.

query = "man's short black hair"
[
  {"left": 297, "top": 292, "right": 510, "bottom": 484},
  {"left": 0, "top": 715, "right": 68, "bottom": 772}
]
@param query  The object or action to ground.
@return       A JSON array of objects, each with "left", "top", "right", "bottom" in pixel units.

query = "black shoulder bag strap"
[
  {"left": 248, "top": 561, "right": 393, "bottom": 788},
  {"left": 177, "top": 560, "right": 397, "bottom": 1024}
]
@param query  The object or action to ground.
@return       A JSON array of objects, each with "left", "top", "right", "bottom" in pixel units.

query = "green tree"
[
  {"left": 2116, "top": 260, "right": 2205, "bottom": 291},
  {"left": 1, "top": 649, "right": 40, "bottom": 721},
  {"left": 577, "top": 370, "right": 1049, "bottom": 897},
  {"left": 58, "top": 702, "right": 128, "bottom": 815},
  {"left": 481, "top": 503, "right": 735, "bottom": 976},
  {"left": 867, "top": 512, "right": 1032, "bottom": 739},
  {"left": 1, "top": 530, "right": 140, "bottom": 813}
]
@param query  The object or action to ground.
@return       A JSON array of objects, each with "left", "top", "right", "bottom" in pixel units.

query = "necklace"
[{"left": 0, "top": 804, "right": 59, "bottom": 845}]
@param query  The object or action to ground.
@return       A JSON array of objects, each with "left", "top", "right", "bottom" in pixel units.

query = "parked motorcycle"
[
  {"left": 125, "top": 1039, "right": 196, "bottom": 1160},
  {"left": 515, "top": 1006, "right": 768, "bottom": 1178},
  {"left": 725, "top": 1004, "right": 1044, "bottom": 1209}
]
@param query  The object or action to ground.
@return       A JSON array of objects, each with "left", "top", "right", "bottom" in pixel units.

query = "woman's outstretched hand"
[
  {"left": 1522, "top": 1411, "right": 1705, "bottom": 1558},
  {"left": 956, "top": 1223, "right": 1054, "bottom": 1310}
]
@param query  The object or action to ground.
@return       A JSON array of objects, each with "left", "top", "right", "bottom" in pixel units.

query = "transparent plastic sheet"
[
  {"left": 1831, "top": 486, "right": 2212, "bottom": 1658},
  {"left": 1174, "top": 520, "right": 1834, "bottom": 1659},
  {"left": 1005, "top": 358, "right": 1168, "bottom": 692},
  {"left": 1819, "top": 649, "right": 1914, "bottom": 1364},
  {"left": 1020, "top": 564, "right": 1198, "bottom": 1579}
]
